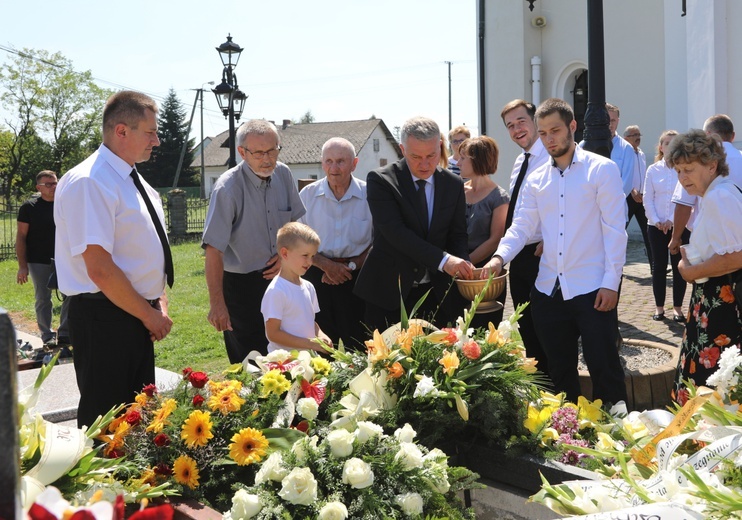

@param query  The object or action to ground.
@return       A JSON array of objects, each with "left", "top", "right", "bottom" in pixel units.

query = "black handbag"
[{"left": 47, "top": 258, "right": 58, "bottom": 290}]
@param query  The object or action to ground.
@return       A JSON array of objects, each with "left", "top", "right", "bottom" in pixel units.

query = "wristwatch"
[{"left": 347, "top": 261, "right": 357, "bottom": 271}]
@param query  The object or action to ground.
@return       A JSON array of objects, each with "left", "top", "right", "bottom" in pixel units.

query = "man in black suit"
[{"left": 354, "top": 116, "right": 473, "bottom": 332}]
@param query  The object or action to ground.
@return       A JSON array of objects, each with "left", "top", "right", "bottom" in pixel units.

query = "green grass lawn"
[{"left": 1, "top": 240, "right": 230, "bottom": 374}]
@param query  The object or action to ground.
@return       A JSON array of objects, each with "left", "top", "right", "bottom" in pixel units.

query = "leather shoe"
[
  {"left": 673, "top": 314, "right": 686, "bottom": 323},
  {"left": 652, "top": 313, "right": 666, "bottom": 321}
]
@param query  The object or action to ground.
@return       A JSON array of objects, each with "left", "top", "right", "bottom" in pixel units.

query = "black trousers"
[
  {"left": 508, "top": 243, "right": 549, "bottom": 379},
  {"left": 647, "top": 226, "right": 690, "bottom": 308},
  {"left": 304, "top": 266, "right": 366, "bottom": 350},
  {"left": 223, "top": 270, "right": 270, "bottom": 362},
  {"left": 627, "top": 195, "right": 652, "bottom": 268},
  {"left": 531, "top": 287, "right": 627, "bottom": 405},
  {"left": 68, "top": 294, "right": 155, "bottom": 429}
]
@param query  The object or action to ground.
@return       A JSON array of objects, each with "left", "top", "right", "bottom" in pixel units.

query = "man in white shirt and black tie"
[
  {"left": 500, "top": 99, "right": 550, "bottom": 380},
  {"left": 482, "top": 98, "right": 628, "bottom": 405}
]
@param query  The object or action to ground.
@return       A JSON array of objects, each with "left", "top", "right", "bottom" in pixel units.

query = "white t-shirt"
[{"left": 261, "top": 276, "right": 320, "bottom": 352}]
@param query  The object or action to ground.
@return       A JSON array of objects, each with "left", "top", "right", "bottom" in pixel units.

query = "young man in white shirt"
[
  {"left": 500, "top": 99, "right": 550, "bottom": 380},
  {"left": 483, "top": 98, "right": 628, "bottom": 405}
]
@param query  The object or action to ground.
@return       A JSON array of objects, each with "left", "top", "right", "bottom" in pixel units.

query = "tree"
[
  {"left": 138, "top": 88, "right": 197, "bottom": 188},
  {"left": 0, "top": 48, "right": 111, "bottom": 202},
  {"left": 297, "top": 110, "right": 315, "bottom": 124}
]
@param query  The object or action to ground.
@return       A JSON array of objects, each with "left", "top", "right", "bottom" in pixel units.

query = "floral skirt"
[{"left": 673, "top": 274, "right": 742, "bottom": 404}]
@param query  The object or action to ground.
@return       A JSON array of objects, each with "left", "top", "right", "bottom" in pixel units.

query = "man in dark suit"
[{"left": 354, "top": 116, "right": 473, "bottom": 332}]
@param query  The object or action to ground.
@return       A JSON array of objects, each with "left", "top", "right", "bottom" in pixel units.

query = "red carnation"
[
  {"left": 142, "top": 383, "right": 158, "bottom": 397},
  {"left": 125, "top": 408, "right": 142, "bottom": 425},
  {"left": 107, "top": 449, "right": 124, "bottom": 459},
  {"left": 182, "top": 367, "right": 193, "bottom": 379},
  {"left": 192, "top": 394, "right": 205, "bottom": 407},
  {"left": 154, "top": 462, "right": 173, "bottom": 476},
  {"left": 295, "top": 420, "right": 310, "bottom": 433},
  {"left": 153, "top": 433, "right": 171, "bottom": 447},
  {"left": 188, "top": 371, "right": 209, "bottom": 389}
]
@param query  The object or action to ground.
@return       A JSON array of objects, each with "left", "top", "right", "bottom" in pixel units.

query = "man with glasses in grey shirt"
[{"left": 203, "top": 120, "right": 305, "bottom": 362}]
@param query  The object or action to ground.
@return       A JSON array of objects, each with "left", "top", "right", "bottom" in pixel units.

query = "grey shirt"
[
  {"left": 202, "top": 161, "right": 305, "bottom": 273},
  {"left": 466, "top": 185, "right": 510, "bottom": 253}
]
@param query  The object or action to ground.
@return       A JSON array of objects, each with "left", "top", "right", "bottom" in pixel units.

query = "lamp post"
[{"left": 212, "top": 35, "right": 247, "bottom": 168}]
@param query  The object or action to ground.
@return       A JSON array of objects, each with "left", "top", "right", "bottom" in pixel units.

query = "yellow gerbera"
[
  {"left": 134, "top": 392, "right": 148, "bottom": 407},
  {"left": 181, "top": 410, "right": 214, "bottom": 448},
  {"left": 173, "top": 454, "right": 200, "bottom": 489},
  {"left": 208, "top": 388, "right": 246, "bottom": 415},
  {"left": 439, "top": 350, "right": 460, "bottom": 376},
  {"left": 208, "top": 379, "right": 242, "bottom": 395},
  {"left": 229, "top": 427, "right": 269, "bottom": 466},
  {"left": 260, "top": 370, "right": 292, "bottom": 397},
  {"left": 146, "top": 398, "right": 177, "bottom": 433},
  {"left": 310, "top": 356, "right": 332, "bottom": 375}
]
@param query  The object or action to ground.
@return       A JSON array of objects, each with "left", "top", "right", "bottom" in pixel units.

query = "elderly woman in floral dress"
[{"left": 669, "top": 129, "right": 742, "bottom": 404}]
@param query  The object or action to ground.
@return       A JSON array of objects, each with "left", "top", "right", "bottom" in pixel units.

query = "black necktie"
[
  {"left": 130, "top": 169, "right": 174, "bottom": 288},
  {"left": 416, "top": 179, "right": 429, "bottom": 234},
  {"left": 505, "top": 152, "right": 530, "bottom": 229}
]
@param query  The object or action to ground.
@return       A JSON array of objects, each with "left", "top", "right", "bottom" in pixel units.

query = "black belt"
[{"left": 76, "top": 292, "right": 160, "bottom": 307}]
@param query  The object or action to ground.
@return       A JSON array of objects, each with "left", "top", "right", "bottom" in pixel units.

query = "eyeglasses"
[
  {"left": 242, "top": 146, "right": 282, "bottom": 160},
  {"left": 625, "top": 134, "right": 641, "bottom": 138},
  {"left": 451, "top": 139, "right": 466, "bottom": 145},
  {"left": 38, "top": 182, "right": 58, "bottom": 187}
]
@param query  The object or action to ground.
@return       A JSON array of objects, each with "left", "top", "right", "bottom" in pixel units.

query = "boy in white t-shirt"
[{"left": 261, "top": 222, "right": 333, "bottom": 353}]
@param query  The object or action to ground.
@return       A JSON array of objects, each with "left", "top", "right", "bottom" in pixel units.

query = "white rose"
[
  {"left": 395, "top": 442, "right": 424, "bottom": 470},
  {"left": 296, "top": 397, "right": 319, "bottom": 421},
  {"left": 341, "top": 457, "right": 375, "bottom": 489},
  {"left": 255, "top": 452, "right": 288, "bottom": 485},
  {"left": 355, "top": 421, "right": 384, "bottom": 444},
  {"left": 424, "top": 448, "right": 448, "bottom": 467},
  {"left": 318, "top": 501, "right": 349, "bottom": 520},
  {"left": 395, "top": 492, "right": 424, "bottom": 516},
  {"left": 413, "top": 376, "right": 438, "bottom": 398},
  {"left": 394, "top": 423, "right": 417, "bottom": 443},
  {"left": 278, "top": 467, "right": 318, "bottom": 506},
  {"left": 227, "top": 489, "right": 261, "bottom": 519},
  {"left": 327, "top": 429, "right": 355, "bottom": 458}
]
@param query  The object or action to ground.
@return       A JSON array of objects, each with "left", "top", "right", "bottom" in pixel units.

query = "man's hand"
[
  {"left": 534, "top": 241, "right": 544, "bottom": 257},
  {"left": 480, "top": 255, "right": 504, "bottom": 279},
  {"left": 143, "top": 307, "right": 173, "bottom": 341},
  {"left": 208, "top": 299, "right": 233, "bottom": 333},
  {"left": 321, "top": 261, "right": 352, "bottom": 285},
  {"left": 17, "top": 267, "right": 28, "bottom": 284},
  {"left": 443, "top": 256, "right": 474, "bottom": 279},
  {"left": 263, "top": 254, "right": 281, "bottom": 279},
  {"left": 631, "top": 189, "right": 643, "bottom": 203},
  {"left": 594, "top": 288, "right": 618, "bottom": 312}
]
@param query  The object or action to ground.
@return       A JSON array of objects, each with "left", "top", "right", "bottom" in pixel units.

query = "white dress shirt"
[
  {"left": 611, "top": 135, "right": 640, "bottom": 198},
  {"left": 495, "top": 145, "right": 627, "bottom": 299},
  {"left": 689, "top": 175, "right": 742, "bottom": 263},
  {"left": 633, "top": 148, "right": 646, "bottom": 192},
  {"left": 299, "top": 176, "right": 372, "bottom": 258},
  {"left": 509, "top": 137, "right": 549, "bottom": 245},
  {"left": 643, "top": 159, "right": 677, "bottom": 225},
  {"left": 54, "top": 144, "right": 166, "bottom": 299}
]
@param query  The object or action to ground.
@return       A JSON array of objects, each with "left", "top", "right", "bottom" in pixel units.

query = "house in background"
[{"left": 195, "top": 118, "right": 402, "bottom": 197}]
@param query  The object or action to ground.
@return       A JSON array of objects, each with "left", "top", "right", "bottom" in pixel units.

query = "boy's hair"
[{"left": 277, "top": 222, "right": 320, "bottom": 250}]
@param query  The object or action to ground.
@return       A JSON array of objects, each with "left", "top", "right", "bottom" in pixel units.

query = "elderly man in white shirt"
[
  {"left": 299, "top": 137, "right": 372, "bottom": 349},
  {"left": 483, "top": 98, "right": 628, "bottom": 405}
]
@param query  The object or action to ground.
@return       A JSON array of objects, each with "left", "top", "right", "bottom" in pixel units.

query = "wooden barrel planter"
[{"left": 579, "top": 339, "right": 678, "bottom": 411}]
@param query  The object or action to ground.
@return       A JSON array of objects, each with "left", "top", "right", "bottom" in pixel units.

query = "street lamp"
[{"left": 212, "top": 34, "right": 246, "bottom": 168}]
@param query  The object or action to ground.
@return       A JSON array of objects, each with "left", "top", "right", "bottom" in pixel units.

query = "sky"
[{"left": 1, "top": 0, "right": 479, "bottom": 144}]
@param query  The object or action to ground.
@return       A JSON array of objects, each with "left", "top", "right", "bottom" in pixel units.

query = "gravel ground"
[{"left": 578, "top": 342, "right": 675, "bottom": 372}]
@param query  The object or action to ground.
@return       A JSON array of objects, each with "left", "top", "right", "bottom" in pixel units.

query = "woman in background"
[
  {"left": 458, "top": 136, "right": 509, "bottom": 327},
  {"left": 668, "top": 130, "right": 742, "bottom": 404},
  {"left": 643, "top": 130, "right": 688, "bottom": 322}
]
